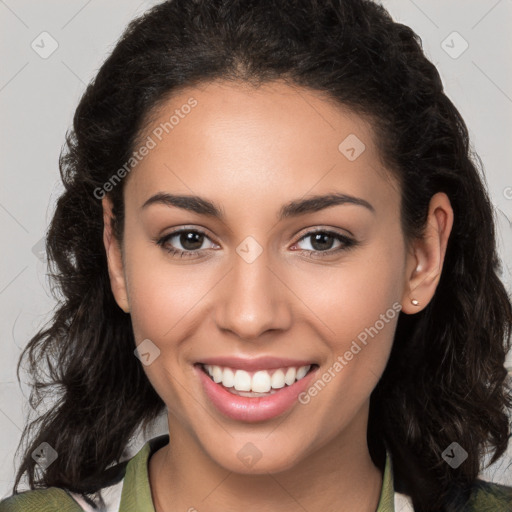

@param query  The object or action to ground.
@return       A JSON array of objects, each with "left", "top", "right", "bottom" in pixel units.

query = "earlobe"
[
  {"left": 401, "top": 192, "right": 454, "bottom": 314},
  {"left": 102, "top": 196, "right": 130, "bottom": 313}
]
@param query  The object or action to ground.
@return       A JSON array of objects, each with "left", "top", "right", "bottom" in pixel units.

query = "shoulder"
[
  {"left": 446, "top": 479, "right": 512, "bottom": 512},
  {"left": 0, "top": 435, "right": 169, "bottom": 512},
  {"left": 465, "top": 479, "right": 512, "bottom": 511},
  {"left": 0, "top": 487, "right": 84, "bottom": 512}
]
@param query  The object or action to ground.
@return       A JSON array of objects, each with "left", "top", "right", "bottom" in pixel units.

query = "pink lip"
[
  {"left": 198, "top": 356, "right": 315, "bottom": 371},
  {"left": 195, "top": 364, "right": 318, "bottom": 423}
]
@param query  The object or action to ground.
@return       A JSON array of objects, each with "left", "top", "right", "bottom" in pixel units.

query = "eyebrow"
[{"left": 141, "top": 191, "right": 375, "bottom": 220}]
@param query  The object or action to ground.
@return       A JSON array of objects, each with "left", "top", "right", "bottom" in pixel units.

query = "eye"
[
  {"left": 292, "top": 229, "right": 357, "bottom": 257},
  {"left": 155, "top": 228, "right": 217, "bottom": 258},
  {"left": 155, "top": 227, "right": 358, "bottom": 259}
]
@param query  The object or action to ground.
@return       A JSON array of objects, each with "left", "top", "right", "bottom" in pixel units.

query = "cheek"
[
  {"left": 122, "top": 232, "right": 216, "bottom": 342},
  {"left": 129, "top": 270, "right": 215, "bottom": 345},
  {"left": 295, "top": 230, "right": 405, "bottom": 343}
]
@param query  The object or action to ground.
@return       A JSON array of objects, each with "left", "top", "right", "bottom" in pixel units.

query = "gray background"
[{"left": 1, "top": 0, "right": 511, "bottom": 497}]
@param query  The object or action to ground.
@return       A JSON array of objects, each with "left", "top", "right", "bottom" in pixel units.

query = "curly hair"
[{"left": 13, "top": 0, "right": 512, "bottom": 510}]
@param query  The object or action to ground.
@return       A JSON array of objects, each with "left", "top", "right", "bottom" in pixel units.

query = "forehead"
[{"left": 126, "top": 80, "right": 398, "bottom": 217}]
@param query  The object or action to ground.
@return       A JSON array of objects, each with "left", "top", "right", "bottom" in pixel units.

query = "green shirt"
[{"left": 1, "top": 435, "right": 511, "bottom": 511}]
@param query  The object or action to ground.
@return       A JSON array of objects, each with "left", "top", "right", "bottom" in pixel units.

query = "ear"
[
  {"left": 401, "top": 192, "right": 454, "bottom": 314},
  {"left": 102, "top": 196, "right": 130, "bottom": 313}
]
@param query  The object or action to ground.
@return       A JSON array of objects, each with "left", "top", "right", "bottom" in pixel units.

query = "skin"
[{"left": 102, "top": 80, "right": 453, "bottom": 512}]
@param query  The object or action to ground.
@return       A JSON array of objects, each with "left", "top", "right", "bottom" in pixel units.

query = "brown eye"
[
  {"left": 156, "top": 229, "right": 216, "bottom": 257},
  {"left": 176, "top": 231, "right": 205, "bottom": 251},
  {"left": 295, "top": 230, "right": 356, "bottom": 254},
  {"left": 308, "top": 232, "right": 337, "bottom": 251}
]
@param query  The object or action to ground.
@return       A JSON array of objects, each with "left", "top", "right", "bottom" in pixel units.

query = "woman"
[{"left": 1, "top": 0, "right": 511, "bottom": 511}]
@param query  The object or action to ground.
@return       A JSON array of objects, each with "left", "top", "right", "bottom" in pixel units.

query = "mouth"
[
  {"left": 194, "top": 361, "right": 319, "bottom": 422},
  {"left": 199, "top": 363, "right": 317, "bottom": 396}
]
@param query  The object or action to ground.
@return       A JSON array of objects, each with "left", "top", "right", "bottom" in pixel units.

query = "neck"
[{"left": 149, "top": 406, "right": 383, "bottom": 512}]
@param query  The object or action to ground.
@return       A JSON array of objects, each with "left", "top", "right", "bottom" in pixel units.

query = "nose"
[{"left": 214, "top": 247, "right": 292, "bottom": 341}]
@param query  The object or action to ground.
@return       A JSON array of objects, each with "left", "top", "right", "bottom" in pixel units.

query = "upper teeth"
[{"left": 204, "top": 365, "right": 311, "bottom": 393}]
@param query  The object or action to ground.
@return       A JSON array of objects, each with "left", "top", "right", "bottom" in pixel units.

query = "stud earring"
[{"left": 411, "top": 299, "right": 420, "bottom": 306}]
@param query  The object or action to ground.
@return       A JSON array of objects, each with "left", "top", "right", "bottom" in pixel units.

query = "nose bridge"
[{"left": 215, "top": 239, "right": 290, "bottom": 339}]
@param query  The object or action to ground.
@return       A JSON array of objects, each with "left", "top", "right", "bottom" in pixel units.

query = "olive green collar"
[{"left": 119, "top": 435, "right": 396, "bottom": 511}]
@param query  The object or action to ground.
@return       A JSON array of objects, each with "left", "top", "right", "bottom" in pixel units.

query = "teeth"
[
  {"left": 284, "top": 367, "right": 296, "bottom": 385},
  {"left": 223, "top": 368, "right": 235, "bottom": 388},
  {"left": 271, "top": 369, "right": 285, "bottom": 389},
  {"left": 203, "top": 364, "right": 312, "bottom": 393},
  {"left": 212, "top": 366, "right": 223, "bottom": 383},
  {"left": 234, "top": 370, "right": 252, "bottom": 391},
  {"left": 296, "top": 365, "right": 309, "bottom": 380},
  {"left": 252, "top": 371, "right": 271, "bottom": 393}
]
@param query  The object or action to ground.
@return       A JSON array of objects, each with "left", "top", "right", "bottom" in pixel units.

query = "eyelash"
[{"left": 155, "top": 228, "right": 358, "bottom": 259}]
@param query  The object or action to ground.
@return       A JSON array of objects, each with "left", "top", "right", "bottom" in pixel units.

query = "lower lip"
[{"left": 196, "top": 365, "right": 318, "bottom": 423}]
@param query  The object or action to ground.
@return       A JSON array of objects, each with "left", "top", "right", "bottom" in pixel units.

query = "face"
[{"left": 104, "top": 80, "right": 427, "bottom": 474}]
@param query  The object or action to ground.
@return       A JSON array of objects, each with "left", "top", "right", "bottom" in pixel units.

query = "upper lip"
[{"left": 197, "top": 356, "right": 316, "bottom": 371}]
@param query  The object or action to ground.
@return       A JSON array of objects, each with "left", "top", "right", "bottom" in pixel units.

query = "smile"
[
  {"left": 202, "top": 364, "right": 313, "bottom": 396},
  {"left": 195, "top": 360, "right": 319, "bottom": 422}
]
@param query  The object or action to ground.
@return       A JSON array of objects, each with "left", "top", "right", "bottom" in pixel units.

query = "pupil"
[
  {"left": 181, "top": 232, "right": 203, "bottom": 250},
  {"left": 311, "top": 233, "right": 333, "bottom": 251}
]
